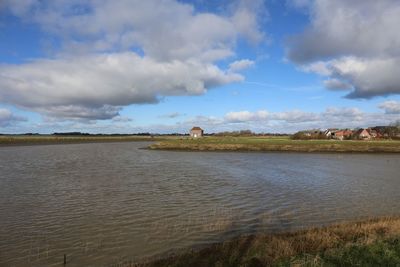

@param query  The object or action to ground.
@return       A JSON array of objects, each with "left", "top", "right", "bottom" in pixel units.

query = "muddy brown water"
[{"left": 0, "top": 142, "right": 399, "bottom": 266}]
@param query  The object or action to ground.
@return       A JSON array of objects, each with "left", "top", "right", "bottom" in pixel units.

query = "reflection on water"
[{"left": 0, "top": 142, "right": 399, "bottom": 266}]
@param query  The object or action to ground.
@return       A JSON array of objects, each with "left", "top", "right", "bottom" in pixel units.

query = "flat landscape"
[
  {"left": 3, "top": 135, "right": 400, "bottom": 153},
  {"left": 0, "top": 135, "right": 167, "bottom": 146},
  {"left": 149, "top": 136, "right": 400, "bottom": 153},
  {"left": 2, "top": 1, "right": 400, "bottom": 266}
]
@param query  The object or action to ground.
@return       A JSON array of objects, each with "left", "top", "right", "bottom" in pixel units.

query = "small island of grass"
[{"left": 149, "top": 136, "right": 400, "bottom": 153}]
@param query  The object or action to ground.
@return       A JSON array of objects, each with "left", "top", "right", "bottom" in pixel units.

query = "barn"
[{"left": 190, "top": 127, "right": 204, "bottom": 138}]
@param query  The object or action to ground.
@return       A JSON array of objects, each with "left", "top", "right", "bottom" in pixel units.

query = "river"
[{"left": 0, "top": 142, "right": 399, "bottom": 266}]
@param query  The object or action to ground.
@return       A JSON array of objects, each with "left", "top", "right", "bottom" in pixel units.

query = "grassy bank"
[
  {"left": 0, "top": 135, "right": 170, "bottom": 146},
  {"left": 140, "top": 217, "right": 400, "bottom": 267},
  {"left": 149, "top": 136, "right": 400, "bottom": 153}
]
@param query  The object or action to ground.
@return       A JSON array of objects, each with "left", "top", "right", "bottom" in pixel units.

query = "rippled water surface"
[{"left": 0, "top": 142, "right": 399, "bottom": 266}]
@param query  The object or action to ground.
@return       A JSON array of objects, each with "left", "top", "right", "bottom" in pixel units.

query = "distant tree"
[
  {"left": 53, "top": 132, "right": 90, "bottom": 136},
  {"left": 390, "top": 120, "right": 400, "bottom": 128},
  {"left": 292, "top": 130, "right": 327, "bottom": 140}
]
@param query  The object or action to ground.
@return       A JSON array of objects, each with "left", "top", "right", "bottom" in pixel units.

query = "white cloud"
[
  {"left": 0, "top": 0, "right": 265, "bottom": 120},
  {"left": 230, "top": 0, "right": 266, "bottom": 44},
  {"left": 300, "top": 61, "right": 332, "bottom": 76},
  {"left": 322, "top": 107, "right": 364, "bottom": 123},
  {"left": 269, "top": 110, "right": 319, "bottom": 123},
  {"left": 225, "top": 110, "right": 268, "bottom": 123},
  {"left": 329, "top": 57, "right": 400, "bottom": 98},
  {"left": 3, "top": 0, "right": 264, "bottom": 62},
  {"left": 0, "top": 108, "right": 26, "bottom": 127},
  {"left": 225, "top": 109, "right": 319, "bottom": 124},
  {"left": 0, "top": 52, "right": 243, "bottom": 120},
  {"left": 287, "top": 0, "right": 400, "bottom": 98},
  {"left": 169, "top": 106, "right": 398, "bottom": 133},
  {"left": 228, "top": 59, "right": 255, "bottom": 72},
  {"left": 288, "top": 0, "right": 400, "bottom": 63},
  {"left": 214, "top": 106, "right": 397, "bottom": 131},
  {"left": 379, "top": 100, "right": 400, "bottom": 114},
  {"left": 112, "top": 116, "right": 133, "bottom": 122},
  {"left": 323, "top": 79, "right": 351, "bottom": 91}
]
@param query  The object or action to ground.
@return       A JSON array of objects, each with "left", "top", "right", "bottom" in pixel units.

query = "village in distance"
[{"left": 189, "top": 124, "right": 400, "bottom": 140}]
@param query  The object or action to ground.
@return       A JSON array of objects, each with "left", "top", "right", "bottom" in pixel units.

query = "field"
[
  {"left": 0, "top": 135, "right": 170, "bottom": 146},
  {"left": 149, "top": 136, "right": 400, "bottom": 153},
  {"left": 1, "top": 135, "right": 399, "bottom": 152},
  {"left": 140, "top": 217, "right": 400, "bottom": 267}
]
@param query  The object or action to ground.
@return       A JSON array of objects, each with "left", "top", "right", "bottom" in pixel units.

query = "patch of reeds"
[
  {"left": 0, "top": 135, "right": 168, "bottom": 146},
  {"left": 134, "top": 217, "right": 400, "bottom": 267},
  {"left": 149, "top": 137, "right": 400, "bottom": 153}
]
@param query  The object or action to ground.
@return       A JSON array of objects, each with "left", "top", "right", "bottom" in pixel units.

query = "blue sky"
[{"left": 0, "top": 0, "right": 399, "bottom": 134}]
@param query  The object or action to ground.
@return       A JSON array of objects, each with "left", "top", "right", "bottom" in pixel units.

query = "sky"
[{"left": 0, "top": 0, "right": 400, "bottom": 134}]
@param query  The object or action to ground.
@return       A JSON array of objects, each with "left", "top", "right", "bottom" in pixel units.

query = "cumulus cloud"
[
  {"left": 287, "top": 0, "right": 400, "bottom": 98},
  {"left": 300, "top": 61, "right": 332, "bottom": 76},
  {"left": 230, "top": 0, "right": 266, "bottom": 44},
  {"left": 0, "top": 0, "right": 265, "bottom": 120},
  {"left": 169, "top": 106, "right": 398, "bottom": 133},
  {"left": 225, "top": 110, "right": 268, "bottom": 123},
  {"left": 379, "top": 101, "right": 400, "bottom": 114},
  {"left": 270, "top": 110, "right": 319, "bottom": 123},
  {"left": 323, "top": 79, "right": 351, "bottom": 91},
  {"left": 228, "top": 59, "right": 255, "bottom": 72},
  {"left": 111, "top": 116, "right": 133, "bottom": 122},
  {"left": 222, "top": 106, "right": 394, "bottom": 128},
  {"left": 0, "top": 108, "right": 27, "bottom": 127},
  {"left": 0, "top": 52, "right": 242, "bottom": 120},
  {"left": 2, "top": 0, "right": 265, "bottom": 61},
  {"left": 225, "top": 109, "right": 319, "bottom": 124}
]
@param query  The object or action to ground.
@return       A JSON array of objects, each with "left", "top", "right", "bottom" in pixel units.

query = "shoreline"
[
  {"left": 2, "top": 136, "right": 400, "bottom": 153},
  {"left": 139, "top": 216, "right": 400, "bottom": 267},
  {"left": 0, "top": 136, "right": 167, "bottom": 147},
  {"left": 149, "top": 139, "right": 400, "bottom": 153}
]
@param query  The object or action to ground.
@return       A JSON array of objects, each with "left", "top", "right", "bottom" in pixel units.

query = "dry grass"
[
  {"left": 149, "top": 136, "right": 400, "bottom": 153},
  {"left": 0, "top": 135, "right": 171, "bottom": 146},
  {"left": 132, "top": 217, "right": 400, "bottom": 267}
]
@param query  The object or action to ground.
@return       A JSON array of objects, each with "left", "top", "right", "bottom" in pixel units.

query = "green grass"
[
  {"left": 149, "top": 136, "right": 400, "bottom": 153},
  {"left": 137, "top": 217, "right": 400, "bottom": 267},
  {"left": 278, "top": 238, "right": 400, "bottom": 267},
  {"left": 2, "top": 135, "right": 400, "bottom": 152},
  {"left": 0, "top": 135, "right": 172, "bottom": 146}
]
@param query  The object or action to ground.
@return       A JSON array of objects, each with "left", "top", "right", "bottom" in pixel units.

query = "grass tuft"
[
  {"left": 135, "top": 217, "right": 400, "bottom": 267},
  {"left": 149, "top": 136, "right": 400, "bottom": 153}
]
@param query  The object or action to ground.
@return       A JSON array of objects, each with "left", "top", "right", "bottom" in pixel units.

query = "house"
[
  {"left": 323, "top": 129, "right": 332, "bottom": 137},
  {"left": 302, "top": 129, "right": 321, "bottom": 137},
  {"left": 367, "top": 128, "right": 378, "bottom": 138},
  {"left": 372, "top": 126, "right": 399, "bottom": 138},
  {"left": 355, "top": 128, "right": 371, "bottom": 140},
  {"left": 190, "top": 127, "right": 204, "bottom": 138},
  {"left": 332, "top": 129, "right": 353, "bottom": 140}
]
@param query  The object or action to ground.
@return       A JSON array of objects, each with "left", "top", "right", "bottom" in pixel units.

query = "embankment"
[
  {"left": 149, "top": 138, "right": 400, "bottom": 153},
  {"left": 140, "top": 217, "right": 400, "bottom": 266}
]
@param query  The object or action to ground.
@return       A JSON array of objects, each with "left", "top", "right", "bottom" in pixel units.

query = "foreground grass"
[
  {"left": 139, "top": 217, "right": 400, "bottom": 267},
  {"left": 149, "top": 136, "right": 400, "bottom": 153},
  {"left": 0, "top": 135, "right": 171, "bottom": 146}
]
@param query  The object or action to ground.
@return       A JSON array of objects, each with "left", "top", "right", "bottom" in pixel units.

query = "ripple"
[{"left": 0, "top": 143, "right": 399, "bottom": 266}]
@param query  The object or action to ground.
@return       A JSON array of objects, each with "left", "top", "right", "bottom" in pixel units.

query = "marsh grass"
[
  {"left": 137, "top": 217, "right": 400, "bottom": 267},
  {"left": 149, "top": 136, "right": 400, "bottom": 153},
  {"left": 0, "top": 135, "right": 171, "bottom": 146}
]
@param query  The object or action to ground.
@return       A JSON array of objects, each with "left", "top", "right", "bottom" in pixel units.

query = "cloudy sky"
[{"left": 1, "top": 0, "right": 400, "bottom": 133}]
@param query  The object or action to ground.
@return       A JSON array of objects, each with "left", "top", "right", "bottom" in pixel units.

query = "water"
[{"left": 0, "top": 142, "right": 399, "bottom": 266}]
